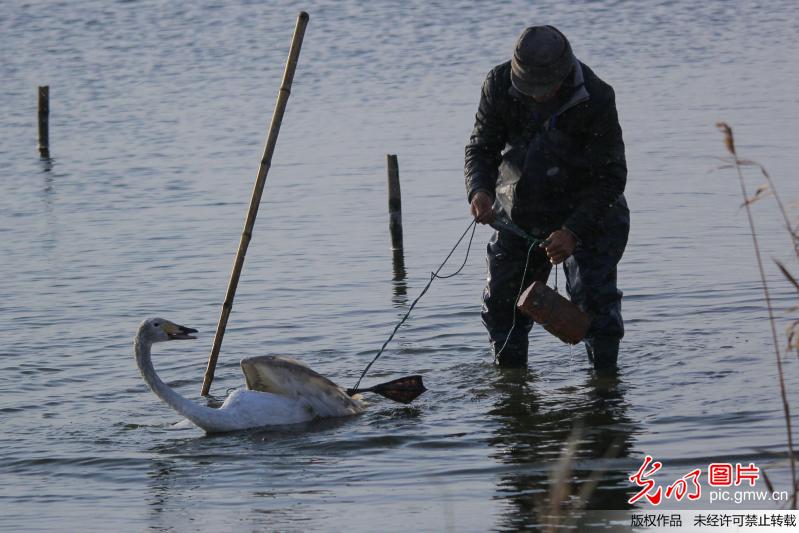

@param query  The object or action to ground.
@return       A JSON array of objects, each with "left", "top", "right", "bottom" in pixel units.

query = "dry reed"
[
  {"left": 716, "top": 122, "right": 798, "bottom": 508},
  {"left": 537, "top": 422, "right": 621, "bottom": 532}
]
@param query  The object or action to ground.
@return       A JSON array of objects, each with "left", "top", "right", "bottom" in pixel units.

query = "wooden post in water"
[
  {"left": 38, "top": 86, "right": 50, "bottom": 158},
  {"left": 386, "top": 154, "right": 403, "bottom": 250},
  {"left": 201, "top": 11, "right": 309, "bottom": 396}
]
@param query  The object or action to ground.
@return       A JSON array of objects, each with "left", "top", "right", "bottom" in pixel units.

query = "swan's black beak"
[{"left": 166, "top": 323, "right": 198, "bottom": 340}]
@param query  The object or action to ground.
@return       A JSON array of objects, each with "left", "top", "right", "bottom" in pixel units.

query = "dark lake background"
[{"left": 2, "top": 0, "right": 798, "bottom": 530}]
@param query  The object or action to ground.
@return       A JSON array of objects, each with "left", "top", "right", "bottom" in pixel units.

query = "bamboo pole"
[
  {"left": 386, "top": 154, "right": 403, "bottom": 250},
  {"left": 38, "top": 86, "right": 50, "bottom": 158},
  {"left": 201, "top": 11, "right": 309, "bottom": 396}
]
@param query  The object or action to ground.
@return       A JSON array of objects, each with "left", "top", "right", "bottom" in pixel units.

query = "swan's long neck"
[{"left": 134, "top": 335, "right": 229, "bottom": 432}]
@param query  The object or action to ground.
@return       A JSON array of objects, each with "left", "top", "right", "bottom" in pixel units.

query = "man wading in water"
[{"left": 465, "top": 25, "right": 629, "bottom": 374}]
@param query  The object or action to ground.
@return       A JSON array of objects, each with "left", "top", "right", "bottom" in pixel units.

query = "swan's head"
[{"left": 138, "top": 318, "right": 197, "bottom": 344}]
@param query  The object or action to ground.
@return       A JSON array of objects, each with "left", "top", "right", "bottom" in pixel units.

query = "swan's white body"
[{"left": 135, "top": 318, "right": 364, "bottom": 433}]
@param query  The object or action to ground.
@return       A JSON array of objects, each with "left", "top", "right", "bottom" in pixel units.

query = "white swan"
[{"left": 134, "top": 318, "right": 364, "bottom": 433}]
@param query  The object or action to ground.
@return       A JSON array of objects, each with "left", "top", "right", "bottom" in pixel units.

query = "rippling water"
[{"left": 2, "top": 0, "right": 799, "bottom": 530}]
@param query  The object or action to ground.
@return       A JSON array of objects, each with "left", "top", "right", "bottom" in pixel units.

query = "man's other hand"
[
  {"left": 542, "top": 229, "right": 577, "bottom": 264},
  {"left": 470, "top": 191, "right": 495, "bottom": 224}
]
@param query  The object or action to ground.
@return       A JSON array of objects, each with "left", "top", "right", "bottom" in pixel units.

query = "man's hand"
[
  {"left": 470, "top": 191, "right": 495, "bottom": 224},
  {"left": 542, "top": 229, "right": 577, "bottom": 264}
]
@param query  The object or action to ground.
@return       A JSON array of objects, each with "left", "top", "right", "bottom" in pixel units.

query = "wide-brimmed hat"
[{"left": 511, "top": 25, "right": 575, "bottom": 99}]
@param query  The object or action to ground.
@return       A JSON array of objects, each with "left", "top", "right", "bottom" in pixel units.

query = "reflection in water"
[
  {"left": 38, "top": 159, "right": 59, "bottom": 256},
  {"left": 144, "top": 419, "right": 354, "bottom": 530},
  {"left": 39, "top": 155, "right": 53, "bottom": 174},
  {"left": 145, "top": 436, "right": 200, "bottom": 531},
  {"left": 391, "top": 247, "right": 407, "bottom": 304},
  {"left": 147, "top": 457, "right": 176, "bottom": 521},
  {"left": 488, "top": 369, "right": 636, "bottom": 530}
]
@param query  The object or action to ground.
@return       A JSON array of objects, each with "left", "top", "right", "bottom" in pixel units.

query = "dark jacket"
[{"left": 464, "top": 59, "right": 627, "bottom": 243}]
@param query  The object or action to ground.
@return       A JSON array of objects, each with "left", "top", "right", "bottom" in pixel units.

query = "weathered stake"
[
  {"left": 201, "top": 11, "right": 309, "bottom": 396},
  {"left": 38, "top": 86, "right": 50, "bottom": 158},
  {"left": 386, "top": 154, "right": 403, "bottom": 250}
]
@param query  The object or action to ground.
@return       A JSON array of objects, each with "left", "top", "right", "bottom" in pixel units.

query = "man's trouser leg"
[
  {"left": 482, "top": 230, "right": 551, "bottom": 367},
  {"left": 563, "top": 202, "right": 629, "bottom": 374}
]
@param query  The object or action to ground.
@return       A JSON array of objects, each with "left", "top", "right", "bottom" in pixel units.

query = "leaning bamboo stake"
[{"left": 201, "top": 11, "right": 309, "bottom": 396}]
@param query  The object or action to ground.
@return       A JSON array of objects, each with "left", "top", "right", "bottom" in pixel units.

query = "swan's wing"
[
  {"left": 241, "top": 356, "right": 340, "bottom": 395},
  {"left": 239, "top": 356, "right": 363, "bottom": 416}
]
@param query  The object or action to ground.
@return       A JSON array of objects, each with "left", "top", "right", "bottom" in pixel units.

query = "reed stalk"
[
  {"left": 717, "top": 122, "right": 796, "bottom": 507},
  {"left": 537, "top": 422, "right": 620, "bottom": 532}
]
